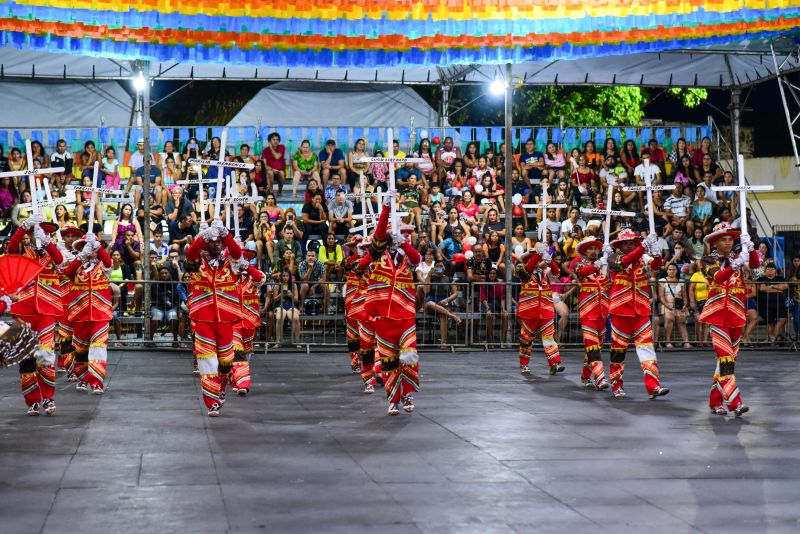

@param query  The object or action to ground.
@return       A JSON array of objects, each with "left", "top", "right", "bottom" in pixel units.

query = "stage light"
[
  {"left": 489, "top": 79, "right": 506, "bottom": 96},
  {"left": 133, "top": 72, "right": 147, "bottom": 93}
]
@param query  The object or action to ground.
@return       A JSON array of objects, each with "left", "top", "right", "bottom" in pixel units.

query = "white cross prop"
[
  {"left": 42, "top": 178, "right": 77, "bottom": 243},
  {"left": 357, "top": 128, "right": 422, "bottom": 233},
  {"left": 622, "top": 161, "right": 674, "bottom": 236},
  {"left": 712, "top": 154, "right": 774, "bottom": 233},
  {"left": 218, "top": 175, "right": 262, "bottom": 240},
  {"left": 580, "top": 175, "right": 636, "bottom": 248},
  {"left": 0, "top": 139, "right": 65, "bottom": 244},
  {"left": 176, "top": 177, "right": 224, "bottom": 223},
  {"left": 187, "top": 130, "right": 254, "bottom": 221},
  {"left": 67, "top": 162, "right": 111, "bottom": 234},
  {"left": 523, "top": 189, "right": 567, "bottom": 241}
]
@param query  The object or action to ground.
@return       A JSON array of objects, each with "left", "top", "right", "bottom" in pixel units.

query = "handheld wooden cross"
[
  {"left": 580, "top": 175, "right": 636, "bottom": 248},
  {"left": 218, "top": 172, "right": 262, "bottom": 241},
  {"left": 67, "top": 162, "right": 121, "bottom": 235},
  {"left": 523, "top": 186, "right": 567, "bottom": 241},
  {"left": 712, "top": 154, "right": 773, "bottom": 233},
  {"left": 0, "top": 139, "right": 65, "bottom": 243},
  {"left": 357, "top": 128, "right": 422, "bottom": 234},
  {"left": 347, "top": 171, "right": 384, "bottom": 236},
  {"left": 187, "top": 130, "right": 254, "bottom": 222},
  {"left": 622, "top": 161, "right": 674, "bottom": 236}
]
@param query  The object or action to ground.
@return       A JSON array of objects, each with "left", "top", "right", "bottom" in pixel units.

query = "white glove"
[
  {"left": 533, "top": 242, "right": 548, "bottom": 256},
  {"left": 541, "top": 250, "right": 552, "bottom": 264},
  {"left": 85, "top": 233, "right": 97, "bottom": 244},
  {"left": 237, "top": 257, "right": 251, "bottom": 271},
  {"left": 0, "top": 294, "right": 12, "bottom": 311},
  {"left": 740, "top": 233, "right": 754, "bottom": 253},
  {"left": 199, "top": 220, "right": 210, "bottom": 233},
  {"left": 77, "top": 247, "right": 92, "bottom": 262},
  {"left": 594, "top": 256, "right": 608, "bottom": 270},
  {"left": 602, "top": 244, "right": 614, "bottom": 256},
  {"left": 642, "top": 233, "right": 658, "bottom": 255},
  {"left": 22, "top": 215, "right": 41, "bottom": 230},
  {"left": 730, "top": 252, "right": 748, "bottom": 269},
  {"left": 399, "top": 349, "right": 419, "bottom": 366},
  {"left": 33, "top": 225, "right": 50, "bottom": 246},
  {"left": 383, "top": 189, "right": 397, "bottom": 206},
  {"left": 210, "top": 218, "right": 229, "bottom": 238}
]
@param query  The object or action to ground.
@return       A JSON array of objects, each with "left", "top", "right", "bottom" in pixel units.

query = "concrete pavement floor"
[{"left": 1, "top": 348, "right": 799, "bottom": 533}]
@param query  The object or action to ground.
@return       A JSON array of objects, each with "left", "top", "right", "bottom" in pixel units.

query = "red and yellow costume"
[
  {"left": 56, "top": 227, "right": 84, "bottom": 381},
  {"left": 231, "top": 251, "right": 265, "bottom": 396},
  {"left": 185, "top": 223, "right": 242, "bottom": 415},
  {"left": 64, "top": 238, "right": 113, "bottom": 392},
  {"left": 344, "top": 249, "right": 364, "bottom": 373},
  {"left": 574, "top": 238, "right": 610, "bottom": 389},
  {"left": 699, "top": 223, "right": 760, "bottom": 414},
  {"left": 608, "top": 230, "right": 665, "bottom": 398},
  {"left": 8, "top": 223, "right": 63, "bottom": 410},
  {"left": 515, "top": 249, "right": 562, "bottom": 373},
  {"left": 357, "top": 204, "right": 421, "bottom": 408}
]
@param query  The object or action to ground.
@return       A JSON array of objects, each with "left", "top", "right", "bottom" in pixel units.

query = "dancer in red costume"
[
  {"left": 699, "top": 222, "right": 760, "bottom": 416},
  {"left": 607, "top": 229, "right": 670, "bottom": 399},
  {"left": 354, "top": 237, "right": 379, "bottom": 394},
  {"left": 574, "top": 236, "right": 610, "bottom": 390},
  {"left": 343, "top": 235, "right": 364, "bottom": 375},
  {"left": 514, "top": 243, "right": 565, "bottom": 376},
  {"left": 185, "top": 218, "right": 242, "bottom": 417},
  {"left": 358, "top": 193, "right": 421, "bottom": 415},
  {"left": 230, "top": 249, "right": 265, "bottom": 397},
  {"left": 7, "top": 216, "right": 64, "bottom": 415},
  {"left": 64, "top": 233, "right": 113, "bottom": 395},
  {"left": 56, "top": 227, "right": 85, "bottom": 380}
]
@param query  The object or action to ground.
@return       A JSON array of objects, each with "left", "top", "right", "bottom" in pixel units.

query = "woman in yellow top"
[
  {"left": 689, "top": 262, "right": 709, "bottom": 346},
  {"left": 318, "top": 233, "right": 344, "bottom": 314}
]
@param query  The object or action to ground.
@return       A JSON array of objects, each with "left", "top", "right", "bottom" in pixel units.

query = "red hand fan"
[{"left": 0, "top": 255, "right": 45, "bottom": 295}]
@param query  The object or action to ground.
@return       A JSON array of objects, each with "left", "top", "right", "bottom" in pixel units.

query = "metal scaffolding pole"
[
  {"left": 140, "top": 60, "right": 152, "bottom": 341},
  {"left": 503, "top": 63, "right": 514, "bottom": 320}
]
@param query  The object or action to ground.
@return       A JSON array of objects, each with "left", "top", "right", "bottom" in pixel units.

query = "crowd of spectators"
[{"left": 0, "top": 131, "right": 796, "bottom": 346}]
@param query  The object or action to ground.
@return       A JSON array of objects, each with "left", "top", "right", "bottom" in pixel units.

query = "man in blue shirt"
[
  {"left": 324, "top": 173, "right": 350, "bottom": 202},
  {"left": 518, "top": 138, "right": 544, "bottom": 185},
  {"left": 319, "top": 139, "right": 346, "bottom": 189}
]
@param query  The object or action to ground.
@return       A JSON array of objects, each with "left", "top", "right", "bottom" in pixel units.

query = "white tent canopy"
[
  {"left": 1, "top": 37, "right": 798, "bottom": 89},
  {"left": 226, "top": 82, "right": 441, "bottom": 128},
  {"left": 0, "top": 80, "right": 141, "bottom": 128}
]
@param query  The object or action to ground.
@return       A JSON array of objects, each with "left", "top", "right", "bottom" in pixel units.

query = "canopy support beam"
[
  {"left": 771, "top": 41, "right": 800, "bottom": 175},
  {"left": 139, "top": 59, "right": 153, "bottom": 342}
]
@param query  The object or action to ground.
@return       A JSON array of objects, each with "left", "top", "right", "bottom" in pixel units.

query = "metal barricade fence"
[{"left": 101, "top": 278, "right": 799, "bottom": 352}]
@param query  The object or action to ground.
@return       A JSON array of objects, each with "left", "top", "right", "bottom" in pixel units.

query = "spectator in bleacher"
[
  {"left": 270, "top": 221, "right": 302, "bottom": 265},
  {"left": 789, "top": 255, "right": 800, "bottom": 340},
  {"left": 327, "top": 190, "right": 353, "bottom": 238},
  {"left": 275, "top": 207, "right": 303, "bottom": 240},
  {"left": 717, "top": 171, "right": 736, "bottom": 214},
  {"left": 9, "top": 189, "right": 32, "bottom": 230},
  {"left": 272, "top": 270, "right": 301, "bottom": 348},
  {"left": 148, "top": 265, "right": 180, "bottom": 347},
  {"left": 477, "top": 173, "right": 504, "bottom": 215},
  {"left": 161, "top": 246, "right": 184, "bottom": 280},
  {"left": 0, "top": 144, "right": 8, "bottom": 173},
  {"left": 150, "top": 231, "right": 169, "bottom": 262},
  {"left": 318, "top": 139, "right": 346, "bottom": 189},
  {"left": 193, "top": 190, "right": 212, "bottom": 224},
  {"left": 519, "top": 139, "right": 545, "bottom": 186},
  {"left": 165, "top": 186, "right": 194, "bottom": 224},
  {"left": 252, "top": 159, "right": 267, "bottom": 196},
  {"left": 235, "top": 143, "right": 256, "bottom": 165},
  {"left": 261, "top": 132, "right": 286, "bottom": 196},
  {"left": 428, "top": 202, "right": 447, "bottom": 244},
  {"left": 438, "top": 226, "right": 464, "bottom": 262},
  {"left": 81, "top": 140, "right": 100, "bottom": 170},
  {"left": 50, "top": 139, "right": 74, "bottom": 178},
  {"left": 456, "top": 190, "right": 480, "bottom": 236},
  {"left": 463, "top": 142, "right": 479, "bottom": 175},
  {"left": 668, "top": 137, "right": 690, "bottom": 164},
  {"left": 645, "top": 138, "right": 667, "bottom": 168},
  {"left": 658, "top": 262, "right": 691, "bottom": 348},
  {"left": 695, "top": 153, "right": 723, "bottom": 184},
  {"left": 544, "top": 142, "right": 566, "bottom": 183},
  {"left": 140, "top": 192, "right": 165, "bottom": 236},
  {"left": 291, "top": 139, "right": 320, "bottom": 198},
  {"left": 162, "top": 157, "right": 181, "bottom": 200},
  {"left": 620, "top": 140, "right": 640, "bottom": 177},
  {"left": 54, "top": 204, "right": 72, "bottom": 229},
  {"left": 484, "top": 231, "right": 506, "bottom": 272},
  {"left": 272, "top": 247, "right": 298, "bottom": 280},
  {"left": 396, "top": 160, "right": 422, "bottom": 192},
  {"left": 633, "top": 150, "right": 660, "bottom": 187},
  {"left": 481, "top": 267, "right": 508, "bottom": 345},
  {"left": 7, "top": 147, "right": 25, "bottom": 173},
  {"left": 234, "top": 205, "right": 255, "bottom": 248},
  {"left": 689, "top": 185, "right": 714, "bottom": 234},
  {"left": 324, "top": 173, "right": 349, "bottom": 202},
  {"left": 435, "top": 136, "right": 462, "bottom": 183},
  {"left": 110, "top": 203, "right": 144, "bottom": 249},
  {"left": 688, "top": 227, "right": 707, "bottom": 260},
  {"left": 400, "top": 175, "right": 424, "bottom": 230},
  {"left": 157, "top": 140, "right": 182, "bottom": 170},
  {"left": 127, "top": 139, "right": 159, "bottom": 208},
  {"left": 298, "top": 248, "right": 327, "bottom": 314},
  {"left": 445, "top": 157, "right": 466, "bottom": 194},
  {"left": 346, "top": 138, "right": 369, "bottom": 187},
  {"left": 112, "top": 228, "right": 142, "bottom": 270},
  {"left": 510, "top": 223, "right": 532, "bottom": 254},
  {"left": 204, "top": 136, "right": 228, "bottom": 161},
  {"left": 601, "top": 138, "right": 619, "bottom": 163},
  {"left": 253, "top": 211, "right": 274, "bottom": 267},
  {"left": 168, "top": 213, "right": 196, "bottom": 252},
  {"left": 422, "top": 259, "right": 463, "bottom": 350},
  {"left": 415, "top": 138, "right": 436, "bottom": 184},
  {"left": 301, "top": 191, "right": 329, "bottom": 239},
  {"left": 0, "top": 175, "right": 19, "bottom": 217},
  {"left": 304, "top": 178, "right": 322, "bottom": 204},
  {"left": 560, "top": 207, "right": 583, "bottom": 243},
  {"left": 260, "top": 192, "right": 282, "bottom": 224},
  {"left": 672, "top": 154, "right": 695, "bottom": 187},
  {"left": 583, "top": 140, "right": 602, "bottom": 169},
  {"left": 481, "top": 208, "right": 505, "bottom": 239},
  {"left": 319, "top": 232, "right": 344, "bottom": 286},
  {"left": 663, "top": 181, "right": 691, "bottom": 231},
  {"left": 664, "top": 226, "right": 690, "bottom": 262},
  {"left": 102, "top": 146, "right": 120, "bottom": 189},
  {"left": 692, "top": 136, "right": 714, "bottom": 168},
  {"left": 756, "top": 260, "right": 789, "bottom": 344}
]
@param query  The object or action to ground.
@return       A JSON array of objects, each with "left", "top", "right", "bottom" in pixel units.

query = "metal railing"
[{"left": 92, "top": 278, "right": 800, "bottom": 352}]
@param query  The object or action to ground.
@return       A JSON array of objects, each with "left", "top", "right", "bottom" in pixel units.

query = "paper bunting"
[{"left": 0, "top": 1, "right": 798, "bottom": 68}]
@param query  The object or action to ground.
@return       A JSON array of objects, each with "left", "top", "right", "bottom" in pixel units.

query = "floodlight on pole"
[
  {"left": 133, "top": 71, "right": 147, "bottom": 93},
  {"left": 490, "top": 78, "right": 506, "bottom": 96}
]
